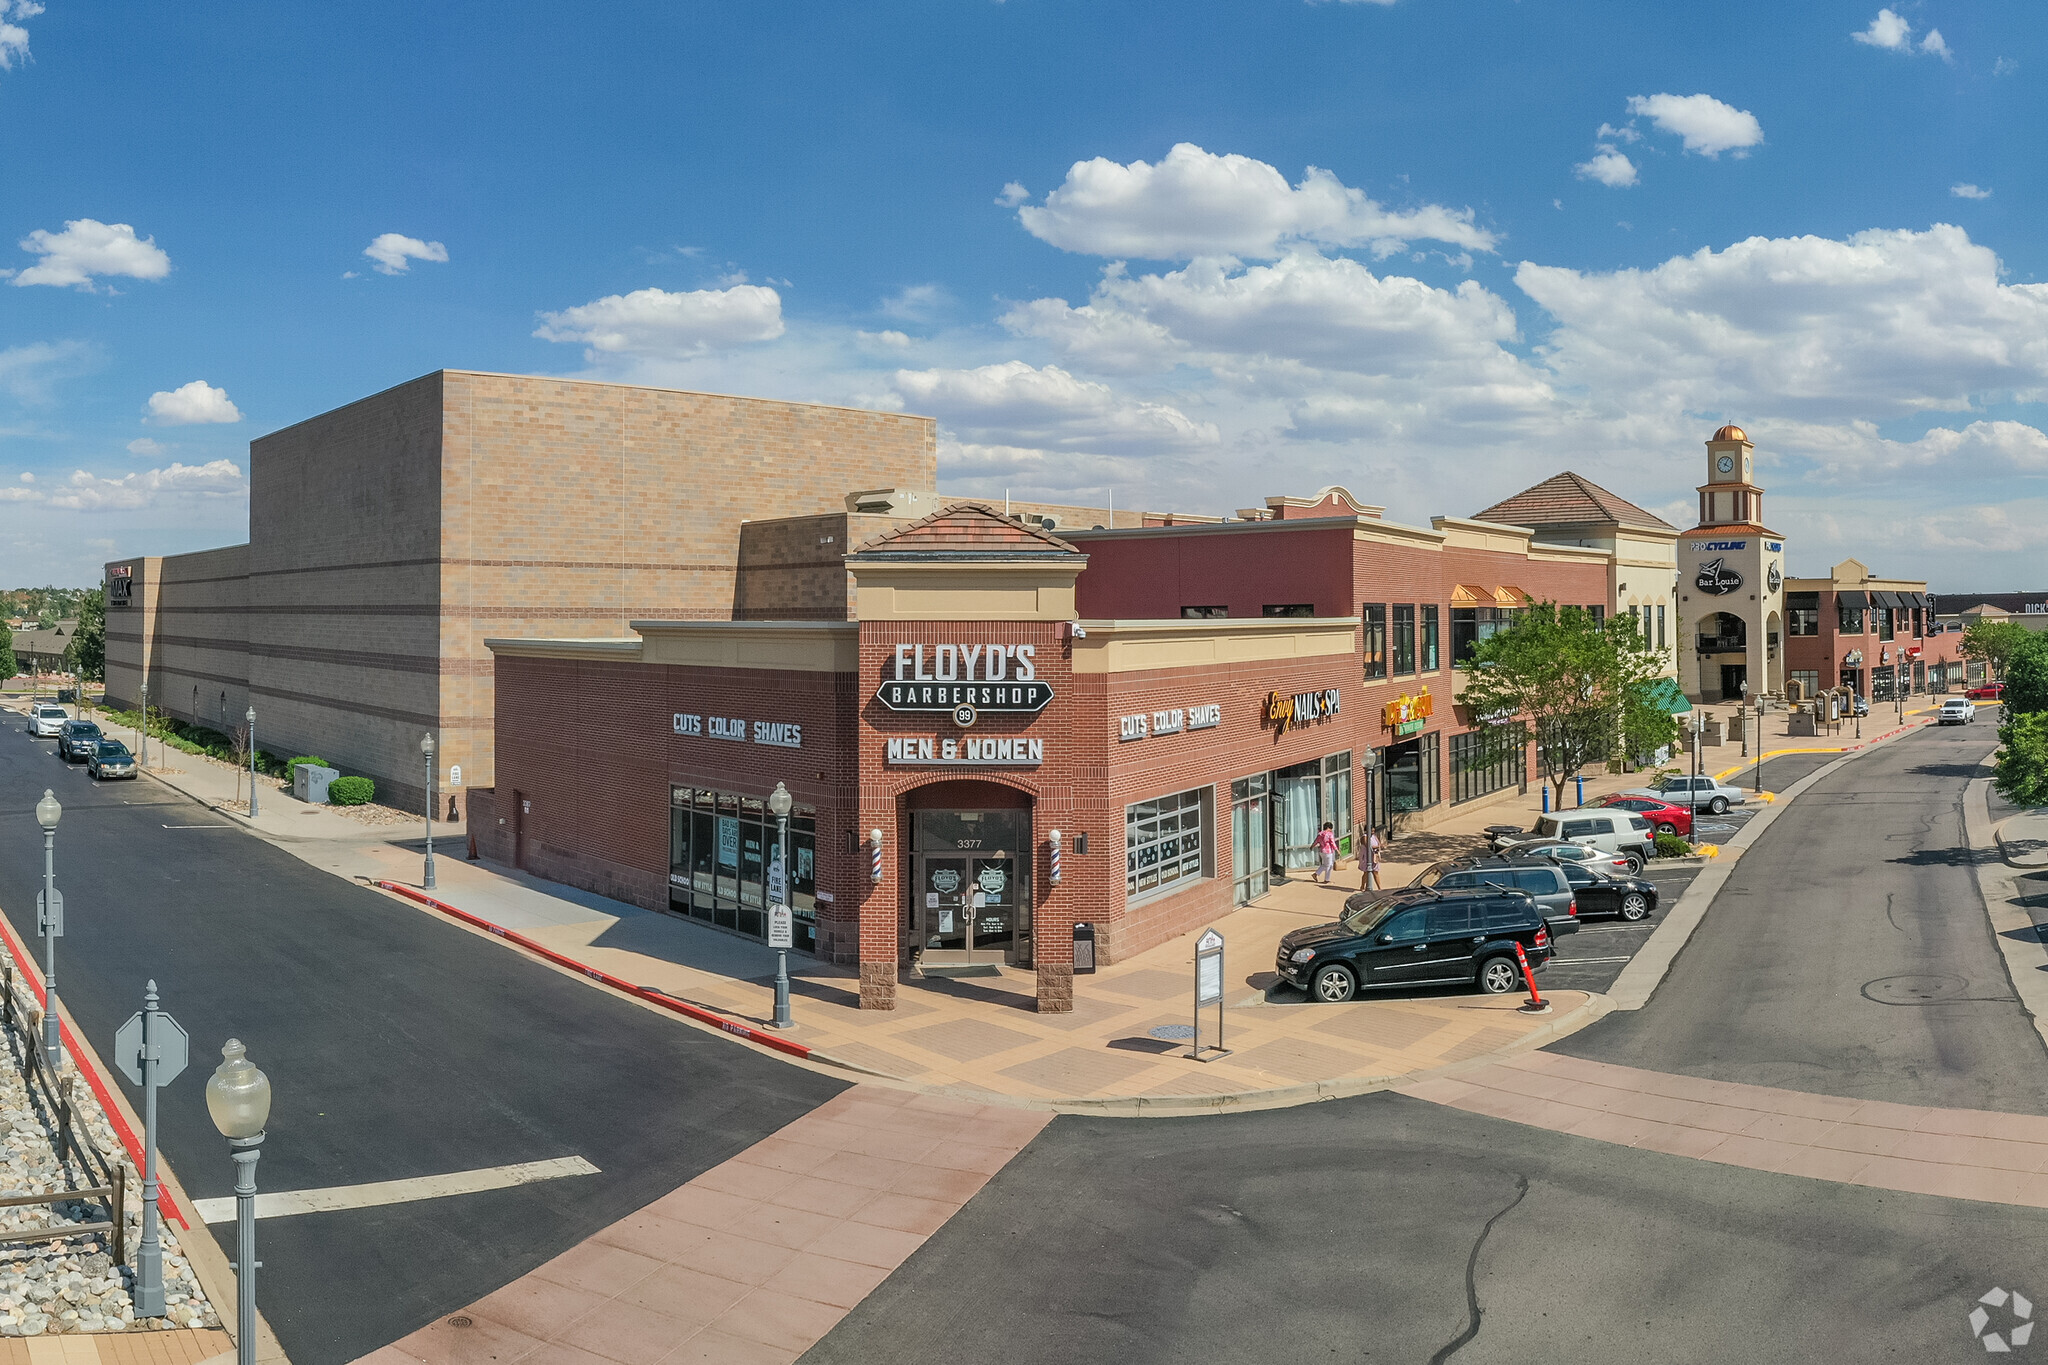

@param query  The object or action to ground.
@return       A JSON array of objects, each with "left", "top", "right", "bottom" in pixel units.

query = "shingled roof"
[
  {"left": 848, "top": 501, "right": 1082, "bottom": 558},
  {"left": 1474, "top": 471, "right": 1677, "bottom": 533}
]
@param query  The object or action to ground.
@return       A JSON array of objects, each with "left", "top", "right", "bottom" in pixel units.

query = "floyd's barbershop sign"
[
  {"left": 1267, "top": 688, "right": 1341, "bottom": 733},
  {"left": 874, "top": 643, "right": 1053, "bottom": 715}
]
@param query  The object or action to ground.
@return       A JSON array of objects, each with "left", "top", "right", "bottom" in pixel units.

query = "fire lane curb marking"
[{"left": 370, "top": 882, "right": 816, "bottom": 1061}]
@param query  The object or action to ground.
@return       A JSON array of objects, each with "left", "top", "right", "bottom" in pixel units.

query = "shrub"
[
  {"left": 1653, "top": 832, "right": 1692, "bottom": 859},
  {"left": 286, "top": 755, "right": 331, "bottom": 778},
  {"left": 327, "top": 775, "right": 375, "bottom": 806}
]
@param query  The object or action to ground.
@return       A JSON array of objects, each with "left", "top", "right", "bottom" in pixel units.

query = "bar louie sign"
[{"left": 875, "top": 643, "right": 1052, "bottom": 718}]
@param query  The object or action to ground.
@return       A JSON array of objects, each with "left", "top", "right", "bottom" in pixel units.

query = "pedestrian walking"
[
  {"left": 1312, "top": 821, "right": 1338, "bottom": 884},
  {"left": 1362, "top": 826, "right": 1383, "bottom": 891}
]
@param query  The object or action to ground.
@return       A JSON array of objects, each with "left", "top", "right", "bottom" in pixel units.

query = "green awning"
[{"left": 1645, "top": 678, "right": 1692, "bottom": 714}]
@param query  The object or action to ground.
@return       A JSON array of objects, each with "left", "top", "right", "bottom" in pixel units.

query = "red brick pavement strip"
[
  {"left": 352, "top": 1086, "right": 1050, "bottom": 1365},
  {"left": 1400, "top": 1051, "right": 2048, "bottom": 1207}
]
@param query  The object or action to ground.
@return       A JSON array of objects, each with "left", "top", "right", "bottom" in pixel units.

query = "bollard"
[
  {"left": 1513, "top": 940, "right": 1550, "bottom": 1013},
  {"left": 1541, "top": 786, "right": 1550, "bottom": 813},
  {"left": 1575, "top": 775, "right": 1585, "bottom": 808}
]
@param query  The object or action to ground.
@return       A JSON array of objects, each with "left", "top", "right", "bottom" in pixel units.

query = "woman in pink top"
[{"left": 1312, "top": 821, "right": 1339, "bottom": 884}]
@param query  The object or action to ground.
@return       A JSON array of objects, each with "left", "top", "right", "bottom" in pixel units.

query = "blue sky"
[{"left": 4, "top": 0, "right": 2045, "bottom": 590}]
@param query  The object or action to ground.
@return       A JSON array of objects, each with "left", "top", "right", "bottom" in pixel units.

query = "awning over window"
[
  {"left": 1875, "top": 590, "right": 1904, "bottom": 609},
  {"left": 1836, "top": 589, "right": 1868, "bottom": 610},
  {"left": 1906, "top": 591, "right": 1929, "bottom": 608},
  {"left": 1645, "top": 677, "right": 1692, "bottom": 714},
  {"left": 1494, "top": 586, "right": 1530, "bottom": 607},
  {"left": 1451, "top": 584, "right": 1487, "bottom": 606}
]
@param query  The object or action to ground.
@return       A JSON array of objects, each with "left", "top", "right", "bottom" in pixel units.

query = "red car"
[
  {"left": 1966, "top": 681, "right": 2005, "bottom": 701},
  {"left": 1594, "top": 793, "right": 1693, "bottom": 837}
]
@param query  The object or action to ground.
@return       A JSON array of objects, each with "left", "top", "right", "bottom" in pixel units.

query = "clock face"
[{"left": 1717, "top": 455, "right": 1735, "bottom": 474}]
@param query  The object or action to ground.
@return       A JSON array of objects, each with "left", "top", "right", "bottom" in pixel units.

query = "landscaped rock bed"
[{"left": 0, "top": 979, "right": 217, "bottom": 1334}]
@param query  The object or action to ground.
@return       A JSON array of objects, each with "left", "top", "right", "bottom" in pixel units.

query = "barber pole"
[
  {"left": 869, "top": 828, "right": 884, "bottom": 883},
  {"left": 1049, "top": 829, "right": 1062, "bottom": 886}
]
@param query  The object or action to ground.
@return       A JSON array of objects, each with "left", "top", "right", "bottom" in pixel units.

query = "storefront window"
[
  {"left": 1362, "top": 604, "right": 1386, "bottom": 679},
  {"left": 1272, "top": 752, "right": 1352, "bottom": 870},
  {"left": 1127, "top": 788, "right": 1211, "bottom": 901},
  {"left": 1787, "top": 592, "right": 1819, "bottom": 636},
  {"left": 1421, "top": 606, "right": 1439, "bottom": 672},
  {"left": 1381, "top": 733, "right": 1441, "bottom": 814},
  {"left": 1839, "top": 602, "right": 1865, "bottom": 632},
  {"left": 1450, "top": 725, "right": 1525, "bottom": 805},
  {"left": 1230, "top": 774, "right": 1270, "bottom": 905},
  {"left": 1392, "top": 605, "right": 1416, "bottom": 676},
  {"left": 1790, "top": 669, "right": 1820, "bottom": 698},
  {"left": 670, "top": 787, "right": 817, "bottom": 951},
  {"left": 1657, "top": 604, "right": 1666, "bottom": 650},
  {"left": 1876, "top": 607, "right": 1893, "bottom": 642},
  {"left": 1181, "top": 605, "right": 1229, "bottom": 618},
  {"left": 1452, "top": 607, "right": 1514, "bottom": 665}
]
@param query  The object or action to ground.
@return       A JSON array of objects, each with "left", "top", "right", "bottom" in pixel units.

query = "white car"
[
  {"left": 28, "top": 704, "right": 67, "bottom": 737},
  {"left": 1937, "top": 698, "right": 1975, "bottom": 725},
  {"left": 1625, "top": 774, "right": 1748, "bottom": 815},
  {"left": 1493, "top": 811, "right": 1656, "bottom": 873}
]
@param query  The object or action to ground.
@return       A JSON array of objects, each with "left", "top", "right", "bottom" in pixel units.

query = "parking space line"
[{"left": 190, "top": 1155, "right": 601, "bottom": 1223}]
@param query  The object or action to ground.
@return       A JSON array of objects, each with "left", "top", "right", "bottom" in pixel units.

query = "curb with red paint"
[
  {"left": 0, "top": 909, "right": 188, "bottom": 1229},
  {"left": 370, "top": 882, "right": 817, "bottom": 1062}
]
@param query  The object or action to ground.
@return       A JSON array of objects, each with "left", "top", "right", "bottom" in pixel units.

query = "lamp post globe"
[
  {"left": 35, "top": 790, "right": 60, "bottom": 832},
  {"left": 767, "top": 781, "right": 792, "bottom": 818},
  {"left": 420, "top": 733, "right": 437, "bottom": 890},
  {"left": 207, "top": 1040, "right": 270, "bottom": 1365}
]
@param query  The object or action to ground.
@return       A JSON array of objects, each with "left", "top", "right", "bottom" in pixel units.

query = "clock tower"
[
  {"left": 1698, "top": 425, "right": 1762, "bottom": 526},
  {"left": 1678, "top": 424, "right": 1786, "bottom": 705}
]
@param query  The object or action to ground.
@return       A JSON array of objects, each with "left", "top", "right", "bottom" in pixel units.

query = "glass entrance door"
[
  {"left": 911, "top": 807, "right": 1032, "bottom": 965},
  {"left": 919, "top": 856, "right": 970, "bottom": 954},
  {"left": 967, "top": 856, "right": 1018, "bottom": 957},
  {"left": 1231, "top": 788, "right": 1269, "bottom": 904}
]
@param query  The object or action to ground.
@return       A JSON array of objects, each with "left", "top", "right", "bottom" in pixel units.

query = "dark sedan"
[
  {"left": 1276, "top": 885, "right": 1552, "bottom": 1003},
  {"left": 1553, "top": 859, "right": 1658, "bottom": 921},
  {"left": 56, "top": 719, "right": 102, "bottom": 760},
  {"left": 87, "top": 740, "right": 136, "bottom": 780}
]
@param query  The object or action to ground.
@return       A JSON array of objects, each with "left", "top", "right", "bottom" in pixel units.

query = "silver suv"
[{"left": 1496, "top": 810, "right": 1656, "bottom": 873}]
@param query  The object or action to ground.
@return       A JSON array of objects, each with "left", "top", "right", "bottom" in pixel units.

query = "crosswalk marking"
[{"left": 191, "top": 1155, "right": 600, "bottom": 1223}]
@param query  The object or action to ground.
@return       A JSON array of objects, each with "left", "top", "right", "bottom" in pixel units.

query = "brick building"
[
  {"left": 104, "top": 371, "right": 938, "bottom": 809},
  {"left": 1783, "top": 557, "right": 1962, "bottom": 700},
  {"left": 482, "top": 493, "right": 1627, "bottom": 1014}
]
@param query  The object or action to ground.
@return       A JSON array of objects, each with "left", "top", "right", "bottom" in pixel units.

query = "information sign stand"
[{"left": 1190, "top": 927, "right": 1230, "bottom": 1062}]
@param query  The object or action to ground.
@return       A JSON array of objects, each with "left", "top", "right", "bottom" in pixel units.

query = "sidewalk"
[{"left": 10, "top": 696, "right": 1938, "bottom": 1114}]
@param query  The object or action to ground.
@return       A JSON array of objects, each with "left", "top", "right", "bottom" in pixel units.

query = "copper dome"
[{"left": 1712, "top": 424, "right": 1748, "bottom": 443}]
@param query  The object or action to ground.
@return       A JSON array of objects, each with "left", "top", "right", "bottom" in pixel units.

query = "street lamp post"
[
  {"left": 767, "top": 781, "right": 793, "bottom": 1029},
  {"left": 1739, "top": 682, "right": 1749, "bottom": 759},
  {"left": 205, "top": 1040, "right": 271, "bottom": 1365},
  {"left": 138, "top": 679, "right": 148, "bottom": 773},
  {"left": 33, "top": 790, "right": 60, "bottom": 1075},
  {"left": 245, "top": 706, "right": 258, "bottom": 818},
  {"left": 420, "top": 733, "right": 437, "bottom": 891}
]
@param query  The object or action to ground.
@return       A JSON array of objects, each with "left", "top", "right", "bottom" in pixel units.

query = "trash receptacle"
[{"left": 1073, "top": 922, "right": 1096, "bottom": 974}]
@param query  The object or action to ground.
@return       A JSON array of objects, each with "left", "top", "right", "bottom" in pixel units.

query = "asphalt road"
[
  {"left": 0, "top": 723, "right": 842, "bottom": 1365},
  {"left": 807, "top": 1090, "right": 2048, "bottom": 1364},
  {"left": 1557, "top": 721, "right": 2048, "bottom": 1113}
]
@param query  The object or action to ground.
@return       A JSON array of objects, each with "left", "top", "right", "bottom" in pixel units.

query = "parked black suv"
[
  {"left": 56, "top": 720, "right": 102, "bottom": 761},
  {"left": 1412, "top": 857, "right": 1580, "bottom": 932},
  {"left": 1549, "top": 859, "right": 1657, "bottom": 922},
  {"left": 1276, "top": 885, "right": 1553, "bottom": 1003}
]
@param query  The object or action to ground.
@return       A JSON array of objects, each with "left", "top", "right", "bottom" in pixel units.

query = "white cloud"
[
  {"left": 994, "top": 182, "right": 1029, "bottom": 208},
  {"left": 856, "top": 329, "right": 913, "bottom": 349},
  {"left": 1016, "top": 142, "right": 1497, "bottom": 260},
  {"left": 125, "top": 438, "right": 163, "bottom": 456},
  {"left": 1951, "top": 183, "right": 1991, "bottom": 199},
  {"left": 15, "top": 473, "right": 28, "bottom": 484},
  {"left": 881, "top": 284, "right": 952, "bottom": 322},
  {"left": 1625, "top": 93, "right": 1764, "bottom": 158},
  {"left": 1575, "top": 150, "right": 1639, "bottom": 188},
  {"left": 0, "top": 340, "right": 93, "bottom": 403},
  {"left": 362, "top": 233, "right": 448, "bottom": 276},
  {"left": 1852, "top": 8, "right": 1912, "bottom": 49},
  {"left": 0, "top": 0, "right": 40, "bottom": 71},
  {"left": 144, "top": 380, "right": 242, "bottom": 426},
  {"left": 7, "top": 220, "right": 171, "bottom": 290},
  {"left": 533, "top": 284, "right": 785, "bottom": 358},
  {"left": 42, "top": 460, "right": 246, "bottom": 511},
  {"left": 892, "top": 361, "right": 1218, "bottom": 455},
  {"left": 1514, "top": 225, "right": 2048, "bottom": 420},
  {"left": 1921, "top": 28, "right": 1951, "bottom": 60},
  {"left": 1793, "top": 419, "right": 2048, "bottom": 481},
  {"left": 1996, "top": 56, "right": 2018, "bottom": 76}
]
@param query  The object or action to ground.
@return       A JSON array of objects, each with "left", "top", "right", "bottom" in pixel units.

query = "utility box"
[
  {"left": 1073, "top": 922, "right": 1097, "bottom": 974},
  {"left": 294, "top": 764, "right": 339, "bottom": 804}
]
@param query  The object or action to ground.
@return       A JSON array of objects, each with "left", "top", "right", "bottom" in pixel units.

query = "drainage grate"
[{"left": 1148, "top": 1024, "right": 1197, "bottom": 1041}]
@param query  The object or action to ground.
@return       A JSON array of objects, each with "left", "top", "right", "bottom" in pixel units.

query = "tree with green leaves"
[
  {"left": 1962, "top": 619, "right": 2034, "bottom": 681},
  {"left": 1995, "top": 711, "right": 2048, "bottom": 809},
  {"left": 1458, "top": 603, "right": 1674, "bottom": 808},
  {"left": 0, "top": 625, "right": 17, "bottom": 684},
  {"left": 65, "top": 587, "right": 104, "bottom": 683}
]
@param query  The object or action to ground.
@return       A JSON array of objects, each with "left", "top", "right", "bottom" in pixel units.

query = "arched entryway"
[{"left": 904, "top": 779, "right": 1034, "bottom": 966}]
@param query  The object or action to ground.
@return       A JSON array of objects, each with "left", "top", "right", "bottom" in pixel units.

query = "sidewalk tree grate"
[{"left": 1149, "top": 1024, "right": 1197, "bottom": 1041}]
